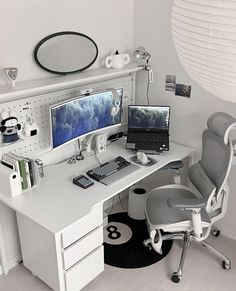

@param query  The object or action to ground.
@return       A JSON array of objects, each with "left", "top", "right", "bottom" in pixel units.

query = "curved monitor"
[{"left": 50, "top": 89, "right": 122, "bottom": 149}]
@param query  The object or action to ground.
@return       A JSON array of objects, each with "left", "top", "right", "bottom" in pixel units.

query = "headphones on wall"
[
  {"left": 0, "top": 110, "right": 18, "bottom": 125},
  {"left": 0, "top": 110, "right": 21, "bottom": 144},
  {"left": 110, "top": 89, "right": 121, "bottom": 122}
]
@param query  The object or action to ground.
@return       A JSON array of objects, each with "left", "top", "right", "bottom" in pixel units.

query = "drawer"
[
  {"left": 63, "top": 226, "right": 103, "bottom": 270},
  {"left": 62, "top": 204, "right": 102, "bottom": 248},
  {"left": 65, "top": 246, "right": 104, "bottom": 291}
]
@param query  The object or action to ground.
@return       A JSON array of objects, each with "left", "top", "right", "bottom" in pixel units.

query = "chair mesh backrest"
[
  {"left": 199, "top": 129, "right": 231, "bottom": 194},
  {"left": 189, "top": 112, "right": 235, "bottom": 200},
  {"left": 207, "top": 112, "right": 236, "bottom": 144}
]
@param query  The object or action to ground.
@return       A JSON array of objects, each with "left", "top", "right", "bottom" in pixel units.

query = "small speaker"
[{"left": 95, "top": 134, "right": 107, "bottom": 153}]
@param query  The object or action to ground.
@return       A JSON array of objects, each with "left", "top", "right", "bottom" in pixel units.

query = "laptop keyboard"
[{"left": 128, "top": 131, "right": 168, "bottom": 143}]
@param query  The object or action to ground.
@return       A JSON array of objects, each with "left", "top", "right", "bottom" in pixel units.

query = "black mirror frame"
[{"left": 34, "top": 31, "right": 99, "bottom": 75}]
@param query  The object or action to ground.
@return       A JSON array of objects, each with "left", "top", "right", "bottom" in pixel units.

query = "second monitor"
[{"left": 126, "top": 105, "right": 170, "bottom": 153}]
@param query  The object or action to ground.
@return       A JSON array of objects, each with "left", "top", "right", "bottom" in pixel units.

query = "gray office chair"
[{"left": 144, "top": 112, "right": 236, "bottom": 283}]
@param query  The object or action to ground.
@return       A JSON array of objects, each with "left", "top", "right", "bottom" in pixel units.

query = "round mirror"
[{"left": 34, "top": 31, "right": 98, "bottom": 75}]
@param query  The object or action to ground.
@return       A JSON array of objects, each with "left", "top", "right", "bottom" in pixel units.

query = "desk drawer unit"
[
  {"left": 61, "top": 204, "right": 104, "bottom": 290},
  {"left": 62, "top": 205, "right": 103, "bottom": 248},
  {"left": 63, "top": 226, "right": 103, "bottom": 270},
  {"left": 65, "top": 246, "right": 104, "bottom": 291},
  {"left": 18, "top": 205, "right": 104, "bottom": 291}
]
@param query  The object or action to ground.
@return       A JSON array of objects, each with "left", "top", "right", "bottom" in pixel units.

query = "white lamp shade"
[{"left": 172, "top": 0, "right": 236, "bottom": 103}]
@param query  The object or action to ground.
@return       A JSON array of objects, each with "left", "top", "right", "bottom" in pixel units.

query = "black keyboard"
[
  {"left": 87, "top": 156, "right": 132, "bottom": 182},
  {"left": 128, "top": 131, "right": 168, "bottom": 143}
]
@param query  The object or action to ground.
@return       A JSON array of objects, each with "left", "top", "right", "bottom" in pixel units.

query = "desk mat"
[{"left": 103, "top": 212, "right": 173, "bottom": 268}]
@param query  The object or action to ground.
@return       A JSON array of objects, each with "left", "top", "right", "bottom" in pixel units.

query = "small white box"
[{"left": 0, "top": 164, "right": 21, "bottom": 197}]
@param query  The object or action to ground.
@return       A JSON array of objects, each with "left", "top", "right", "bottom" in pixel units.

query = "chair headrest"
[{"left": 207, "top": 112, "right": 236, "bottom": 144}]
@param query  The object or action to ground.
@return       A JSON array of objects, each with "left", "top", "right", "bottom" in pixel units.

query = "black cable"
[
  {"left": 76, "top": 139, "right": 84, "bottom": 160},
  {"left": 77, "top": 139, "right": 81, "bottom": 153}
]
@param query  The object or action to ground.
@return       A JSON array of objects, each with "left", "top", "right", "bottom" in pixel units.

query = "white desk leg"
[{"left": 0, "top": 224, "right": 8, "bottom": 274}]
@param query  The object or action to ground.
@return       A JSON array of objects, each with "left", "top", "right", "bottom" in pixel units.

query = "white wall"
[
  {"left": 0, "top": 0, "right": 134, "bottom": 268},
  {"left": 1, "top": 0, "right": 236, "bottom": 273},
  {"left": 0, "top": 0, "right": 134, "bottom": 85},
  {"left": 133, "top": 0, "right": 236, "bottom": 240}
]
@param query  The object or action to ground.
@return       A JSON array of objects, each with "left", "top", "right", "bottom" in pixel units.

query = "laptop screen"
[{"left": 128, "top": 105, "right": 170, "bottom": 130}]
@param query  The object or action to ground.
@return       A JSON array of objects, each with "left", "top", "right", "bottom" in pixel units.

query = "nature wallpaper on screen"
[
  {"left": 128, "top": 106, "right": 170, "bottom": 130},
  {"left": 51, "top": 91, "right": 121, "bottom": 148}
]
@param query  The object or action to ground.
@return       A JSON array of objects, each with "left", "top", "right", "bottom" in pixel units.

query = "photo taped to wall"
[
  {"left": 165, "top": 74, "right": 176, "bottom": 92},
  {"left": 175, "top": 84, "right": 191, "bottom": 98}
]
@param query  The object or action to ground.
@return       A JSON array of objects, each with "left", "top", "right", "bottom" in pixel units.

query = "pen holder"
[{"left": 0, "top": 164, "right": 22, "bottom": 197}]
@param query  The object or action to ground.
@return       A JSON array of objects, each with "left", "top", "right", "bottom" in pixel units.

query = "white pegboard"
[{"left": 0, "top": 75, "right": 135, "bottom": 158}]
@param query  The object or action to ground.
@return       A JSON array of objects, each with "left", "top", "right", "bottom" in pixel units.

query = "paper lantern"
[{"left": 172, "top": 0, "right": 236, "bottom": 103}]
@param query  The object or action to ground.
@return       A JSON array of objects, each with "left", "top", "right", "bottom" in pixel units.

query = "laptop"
[{"left": 126, "top": 105, "right": 170, "bottom": 153}]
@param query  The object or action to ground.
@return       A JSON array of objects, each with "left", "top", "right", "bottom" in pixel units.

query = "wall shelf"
[{"left": 0, "top": 63, "right": 143, "bottom": 103}]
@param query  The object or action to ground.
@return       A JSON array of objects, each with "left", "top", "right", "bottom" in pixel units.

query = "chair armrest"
[
  {"left": 167, "top": 197, "right": 206, "bottom": 210},
  {"left": 168, "top": 197, "right": 206, "bottom": 240}
]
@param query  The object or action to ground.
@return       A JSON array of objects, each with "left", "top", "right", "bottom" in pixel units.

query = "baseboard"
[
  {"left": 214, "top": 222, "right": 236, "bottom": 241},
  {"left": 0, "top": 254, "right": 22, "bottom": 276},
  {"left": 218, "top": 228, "right": 236, "bottom": 241}
]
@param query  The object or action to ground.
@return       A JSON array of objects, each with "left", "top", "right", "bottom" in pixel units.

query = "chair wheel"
[
  {"left": 171, "top": 273, "right": 181, "bottom": 283},
  {"left": 143, "top": 241, "right": 152, "bottom": 251},
  {"left": 222, "top": 261, "right": 231, "bottom": 270},
  {"left": 212, "top": 229, "right": 221, "bottom": 237}
]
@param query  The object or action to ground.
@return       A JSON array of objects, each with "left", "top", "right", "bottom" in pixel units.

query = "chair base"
[
  {"left": 200, "top": 240, "right": 231, "bottom": 270},
  {"left": 144, "top": 231, "right": 231, "bottom": 283}
]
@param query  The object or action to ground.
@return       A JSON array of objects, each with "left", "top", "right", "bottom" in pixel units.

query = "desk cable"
[
  {"left": 118, "top": 194, "right": 128, "bottom": 211},
  {"left": 146, "top": 71, "right": 150, "bottom": 106},
  {"left": 92, "top": 148, "right": 101, "bottom": 165},
  {"left": 106, "top": 197, "right": 115, "bottom": 217},
  {"left": 67, "top": 139, "right": 84, "bottom": 164}
]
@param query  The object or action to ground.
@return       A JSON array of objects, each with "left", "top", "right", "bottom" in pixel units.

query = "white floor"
[
  {"left": 0, "top": 234, "right": 236, "bottom": 291},
  {"left": 85, "top": 235, "right": 236, "bottom": 291},
  {"left": 1, "top": 201, "right": 236, "bottom": 291}
]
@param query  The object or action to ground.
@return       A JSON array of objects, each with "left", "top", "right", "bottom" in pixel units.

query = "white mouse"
[{"left": 137, "top": 152, "right": 149, "bottom": 164}]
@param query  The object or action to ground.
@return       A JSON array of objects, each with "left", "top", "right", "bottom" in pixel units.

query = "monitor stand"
[{"left": 83, "top": 134, "right": 96, "bottom": 153}]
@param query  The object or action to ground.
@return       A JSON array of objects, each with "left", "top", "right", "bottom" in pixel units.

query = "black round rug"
[{"left": 103, "top": 212, "right": 173, "bottom": 268}]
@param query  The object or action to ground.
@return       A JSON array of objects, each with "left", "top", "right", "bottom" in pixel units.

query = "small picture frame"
[
  {"left": 175, "top": 84, "right": 191, "bottom": 98},
  {"left": 165, "top": 75, "right": 176, "bottom": 92}
]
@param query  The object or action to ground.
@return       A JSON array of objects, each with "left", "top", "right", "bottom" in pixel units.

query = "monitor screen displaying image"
[
  {"left": 51, "top": 90, "right": 122, "bottom": 149},
  {"left": 128, "top": 105, "right": 170, "bottom": 130}
]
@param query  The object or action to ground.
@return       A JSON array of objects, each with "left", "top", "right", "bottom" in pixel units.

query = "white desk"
[{"left": 0, "top": 139, "right": 194, "bottom": 291}]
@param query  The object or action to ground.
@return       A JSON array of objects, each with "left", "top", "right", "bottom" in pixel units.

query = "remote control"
[{"left": 73, "top": 175, "right": 94, "bottom": 189}]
